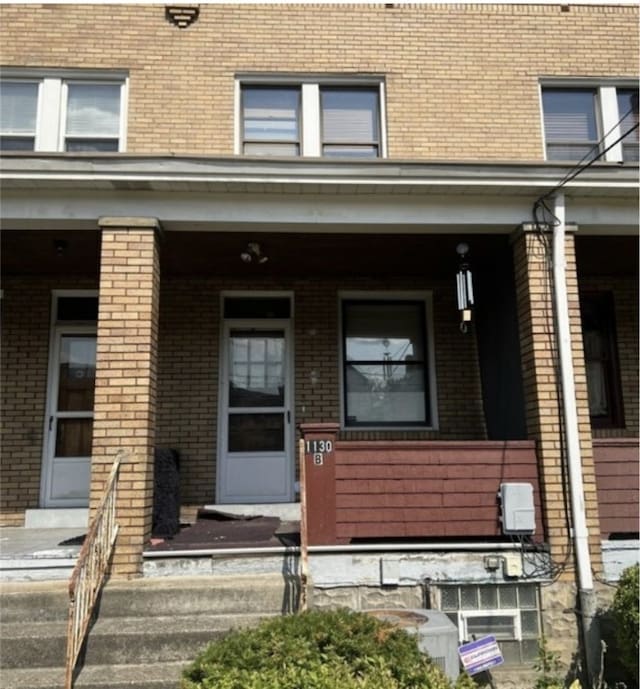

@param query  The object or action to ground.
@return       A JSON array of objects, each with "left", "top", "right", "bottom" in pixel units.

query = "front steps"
[{"left": 0, "top": 574, "right": 293, "bottom": 689}]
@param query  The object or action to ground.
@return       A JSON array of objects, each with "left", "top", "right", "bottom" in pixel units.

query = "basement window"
[{"left": 439, "top": 584, "right": 540, "bottom": 666}]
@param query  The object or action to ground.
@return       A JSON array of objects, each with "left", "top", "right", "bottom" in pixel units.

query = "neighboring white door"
[
  {"left": 219, "top": 322, "right": 293, "bottom": 503},
  {"left": 42, "top": 329, "right": 96, "bottom": 507}
]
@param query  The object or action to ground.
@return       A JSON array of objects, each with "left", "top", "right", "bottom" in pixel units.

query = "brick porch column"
[
  {"left": 90, "top": 217, "right": 161, "bottom": 578},
  {"left": 512, "top": 225, "right": 602, "bottom": 577}
]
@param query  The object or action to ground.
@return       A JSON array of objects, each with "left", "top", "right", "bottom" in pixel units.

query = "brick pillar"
[
  {"left": 512, "top": 226, "right": 602, "bottom": 577},
  {"left": 90, "top": 217, "right": 161, "bottom": 578}
]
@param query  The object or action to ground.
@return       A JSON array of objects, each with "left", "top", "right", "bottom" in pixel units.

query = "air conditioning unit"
[{"left": 367, "top": 609, "right": 459, "bottom": 681}]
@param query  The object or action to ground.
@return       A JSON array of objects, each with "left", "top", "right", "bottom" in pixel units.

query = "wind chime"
[{"left": 455, "top": 242, "right": 474, "bottom": 334}]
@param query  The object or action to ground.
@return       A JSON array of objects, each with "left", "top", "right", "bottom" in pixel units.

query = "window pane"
[
  {"left": 521, "top": 610, "right": 539, "bottom": 636},
  {"left": 243, "top": 141, "right": 299, "bottom": 156},
  {"left": 66, "top": 83, "right": 121, "bottom": 137},
  {"left": 521, "top": 638, "right": 540, "bottom": 661},
  {"left": 460, "top": 586, "right": 479, "bottom": 609},
  {"left": 480, "top": 586, "right": 498, "bottom": 609},
  {"left": 546, "top": 143, "right": 600, "bottom": 162},
  {"left": 55, "top": 418, "right": 93, "bottom": 457},
  {"left": 57, "top": 297, "right": 98, "bottom": 321},
  {"left": 243, "top": 87, "right": 299, "bottom": 143},
  {"left": 65, "top": 138, "right": 119, "bottom": 152},
  {"left": 466, "top": 615, "right": 515, "bottom": 640},
  {"left": 500, "top": 640, "right": 521, "bottom": 664},
  {"left": 617, "top": 89, "right": 639, "bottom": 161},
  {"left": 498, "top": 586, "right": 517, "bottom": 608},
  {"left": 518, "top": 585, "right": 537, "bottom": 609},
  {"left": 0, "top": 136, "right": 35, "bottom": 151},
  {"left": 224, "top": 297, "right": 291, "bottom": 319},
  {"left": 0, "top": 81, "right": 38, "bottom": 134},
  {"left": 321, "top": 88, "right": 379, "bottom": 145},
  {"left": 229, "top": 331, "right": 285, "bottom": 408},
  {"left": 440, "top": 587, "right": 459, "bottom": 610},
  {"left": 345, "top": 363, "right": 426, "bottom": 424},
  {"left": 542, "top": 89, "right": 598, "bottom": 160},
  {"left": 228, "top": 413, "right": 284, "bottom": 452},
  {"left": 345, "top": 303, "right": 425, "bottom": 361},
  {"left": 57, "top": 336, "right": 96, "bottom": 412},
  {"left": 322, "top": 144, "right": 378, "bottom": 158}
]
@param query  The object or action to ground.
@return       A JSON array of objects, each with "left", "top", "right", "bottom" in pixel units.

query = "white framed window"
[
  {"left": 236, "top": 76, "right": 386, "bottom": 158},
  {"left": 540, "top": 81, "right": 638, "bottom": 163},
  {"left": 439, "top": 584, "right": 541, "bottom": 666},
  {"left": 0, "top": 70, "right": 127, "bottom": 152},
  {"left": 339, "top": 292, "right": 437, "bottom": 430}
]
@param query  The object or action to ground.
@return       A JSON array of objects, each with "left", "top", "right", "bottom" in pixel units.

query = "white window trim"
[
  {"left": 1, "top": 69, "right": 128, "bottom": 153},
  {"left": 539, "top": 78, "right": 638, "bottom": 163},
  {"left": 338, "top": 291, "right": 439, "bottom": 432},
  {"left": 458, "top": 609, "right": 522, "bottom": 644},
  {"left": 235, "top": 74, "right": 387, "bottom": 158}
]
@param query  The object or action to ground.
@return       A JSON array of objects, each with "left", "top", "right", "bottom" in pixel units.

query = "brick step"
[
  {"left": 1, "top": 611, "right": 276, "bottom": 669},
  {"left": 1, "top": 661, "right": 186, "bottom": 689}
]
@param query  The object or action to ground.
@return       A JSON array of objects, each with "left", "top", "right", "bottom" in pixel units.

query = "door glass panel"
[
  {"left": 57, "top": 336, "right": 96, "bottom": 411},
  {"left": 55, "top": 418, "right": 93, "bottom": 457},
  {"left": 229, "top": 331, "right": 284, "bottom": 407},
  {"left": 228, "top": 413, "right": 284, "bottom": 452}
]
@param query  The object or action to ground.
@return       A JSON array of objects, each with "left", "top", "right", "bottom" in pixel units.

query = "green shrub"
[
  {"left": 611, "top": 563, "right": 639, "bottom": 685},
  {"left": 182, "top": 608, "right": 463, "bottom": 689}
]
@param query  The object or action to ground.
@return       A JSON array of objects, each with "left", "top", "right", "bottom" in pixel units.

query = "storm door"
[
  {"left": 42, "top": 330, "right": 96, "bottom": 506},
  {"left": 219, "top": 317, "right": 293, "bottom": 503}
]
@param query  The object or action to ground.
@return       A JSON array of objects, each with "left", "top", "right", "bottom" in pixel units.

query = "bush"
[
  {"left": 611, "top": 563, "right": 639, "bottom": 685},
  {"left": 182, "top": 608, "right": 469, "bottom": 689}
]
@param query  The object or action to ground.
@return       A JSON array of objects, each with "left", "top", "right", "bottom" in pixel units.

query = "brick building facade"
[{"left": 1, "top": 2, "right": 638, "bottom": 681}]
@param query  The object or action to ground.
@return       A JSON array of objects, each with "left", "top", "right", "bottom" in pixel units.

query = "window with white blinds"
[
  {"left": 321, "top": 88, "right": 380, "bottom": 158},
  {"left": 0, "top": 81, "right": 39, "bottom": 150},
  {"left": 0, "top": 73, "right": 126, "bottom": 153},
  {"left": 241, "top": 86, "right": 300, "bottom": 156},
  {"left": 542, "top": 88, "right": 599, "bottom": 161},
  {"left": 65, "top": 83, "right": 122, "bottom": 152},
  {"left": 541, "top": 84, "right": 638, "bottom": 163},
  {"left": 238, "top": 79, "right": 384, "bottom": 158}
]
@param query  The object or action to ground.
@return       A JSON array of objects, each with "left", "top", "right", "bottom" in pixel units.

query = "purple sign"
[{"left": 458, "top": 635, "right": 504, "bottom": 675}]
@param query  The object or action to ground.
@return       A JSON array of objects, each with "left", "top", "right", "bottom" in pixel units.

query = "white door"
[
  {"left": 42, "top": 330, "right": 96, "bottom": 507},
  {"left": 219, "top": 323, "right": 293, "bottom": 503}
]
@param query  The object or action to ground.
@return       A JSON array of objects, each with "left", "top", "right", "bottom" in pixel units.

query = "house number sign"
[{"left": 305, "top": 439, "right": 333, "bottom": 466}]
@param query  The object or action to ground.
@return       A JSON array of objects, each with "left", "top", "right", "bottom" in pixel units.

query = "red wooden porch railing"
[
  {"left": 593, "top": 438, "right": 639, "bottom": 539},
  {"left": 299, "top": 425, "right": 542, "bottom": 545}
]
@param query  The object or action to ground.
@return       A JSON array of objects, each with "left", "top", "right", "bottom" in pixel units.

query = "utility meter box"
[{"left": 500, "top": 482, "right": 535, "bottom": 535}]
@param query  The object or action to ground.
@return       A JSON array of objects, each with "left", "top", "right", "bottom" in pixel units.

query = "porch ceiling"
[{"left": 3, "top": 230, "right": 637, "bottom": 279}]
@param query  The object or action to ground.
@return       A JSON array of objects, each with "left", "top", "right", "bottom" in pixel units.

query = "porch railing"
[{"left": 64, "top": 452, "right": 122, "bottom": 689}]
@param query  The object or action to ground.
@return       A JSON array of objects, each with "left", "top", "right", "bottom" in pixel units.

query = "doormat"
[{"left": 147, "top": 513, "right": 298, "bottom": 551}]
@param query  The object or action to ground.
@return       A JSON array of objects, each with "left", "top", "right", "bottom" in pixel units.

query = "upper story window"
[
  {"left": 238, "top": 77, "right": 385, "bottom": 158},
  {"left": 541, "top": 83, "right": 638, "bottom": 163},
  {"left": 0, "top": 71, "right": 127, "bottom": 152},
  {"left": 340, "top": 293, "right": 437, "bottom": 429}
]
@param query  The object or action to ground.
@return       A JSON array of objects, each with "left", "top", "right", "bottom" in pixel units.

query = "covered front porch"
[{"left": 1, "top": 155, "right": 637, "bottom": 580}]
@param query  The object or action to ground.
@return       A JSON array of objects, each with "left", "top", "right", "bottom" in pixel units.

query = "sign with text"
[{"left": 458, "top": 635, "right": 504, "bottom": 675}]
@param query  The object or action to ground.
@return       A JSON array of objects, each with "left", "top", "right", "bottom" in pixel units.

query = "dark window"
[
  {"left": 617, "top": 88, "right": 639, "bottom": 162},
  {"left": 0, "top": 81, "right": 38, "bottom": 151},
  {"left": 342, "top": 300, "right": 429, "bottom": 427},
  {"left": 224, "top": 297, "right": 291, "bottom": 319},
  {"left": 580, "top": 292, "right": 624, "bottom": 428},
  {"left": 56, "top": 296, "right": 99, "bottom": 322}
]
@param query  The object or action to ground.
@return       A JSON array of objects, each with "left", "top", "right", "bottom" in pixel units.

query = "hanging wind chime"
[{"left": 455, "top": 242, "right": 474, "bottom": 334}]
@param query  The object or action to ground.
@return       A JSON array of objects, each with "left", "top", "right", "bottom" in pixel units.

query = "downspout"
[{"left": 552, "top": 192, "right": 599, "bottom": 682}]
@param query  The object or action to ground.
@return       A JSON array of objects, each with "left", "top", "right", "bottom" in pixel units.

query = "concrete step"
[
  {"left": 1, "top": 612, "right": 276, "bottom": 668},
  {"left": 0, "top": 580, "right": 68, "bottom": 622},
  {"left": 2, "top": 661, "right": 186, "bottom": 689}
]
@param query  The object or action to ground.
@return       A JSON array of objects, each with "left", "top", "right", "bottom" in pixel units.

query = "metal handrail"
[{"left": 64, "top": 452, "right": 122, "bottom": 689}]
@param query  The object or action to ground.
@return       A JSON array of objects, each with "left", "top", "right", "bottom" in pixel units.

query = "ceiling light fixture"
[{"left": 240, "top": 242, "right": 269, "bottom": 264}]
